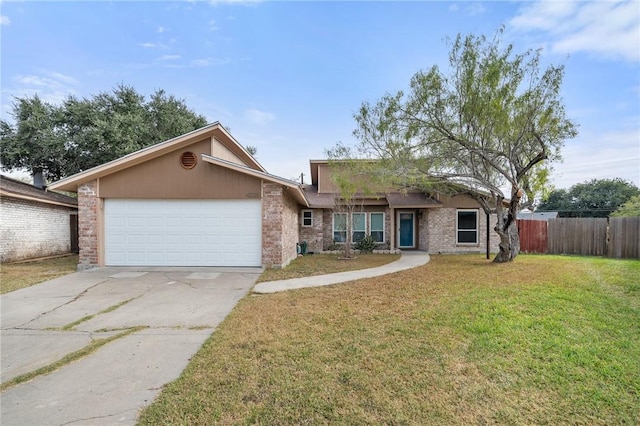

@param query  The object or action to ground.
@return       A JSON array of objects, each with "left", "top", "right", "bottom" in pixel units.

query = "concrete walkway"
[{"left": 253, "top": 251, "right": 430, "bottom": 294}]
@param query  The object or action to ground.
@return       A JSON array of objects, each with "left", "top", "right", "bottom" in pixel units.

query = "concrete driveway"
[{"left": 0, "top": 266, "right": 260, "bottom": 425}]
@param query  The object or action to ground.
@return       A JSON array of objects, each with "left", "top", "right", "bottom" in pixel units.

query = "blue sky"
[{"left": 1, "top": 0, "right": 639, "bottom": 190}]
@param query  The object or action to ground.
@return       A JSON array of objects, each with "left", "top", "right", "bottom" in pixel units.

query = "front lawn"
[
  {"left": 257, "top": 253, "right": 401, "bottom": 283},
  {"left": 138, "top": 255, "right": 640, "bottom": 425},
  {"left": 1, "top": 255, "right": 78, "bottom": 294}
]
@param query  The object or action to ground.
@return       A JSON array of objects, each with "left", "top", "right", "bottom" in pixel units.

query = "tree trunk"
[{"left": 493, "top": 189, "right": 522, "bottom": 263}]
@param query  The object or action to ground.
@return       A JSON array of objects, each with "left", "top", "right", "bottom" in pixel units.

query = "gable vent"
[{"left": 180, "top": 151, "right": 197, "bottom": 169}]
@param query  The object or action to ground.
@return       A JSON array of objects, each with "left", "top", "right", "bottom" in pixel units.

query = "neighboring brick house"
[
  {"left": 299, "top": 160, "right": 500, "bottom": 255},
  {"left": 0, "top": 175, "right": 78, "bottom": 263},
  {"left": 49, "top": 123, "right": 499, "bottom": 271}
]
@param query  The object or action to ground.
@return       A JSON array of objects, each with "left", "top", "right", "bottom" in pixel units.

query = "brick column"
[
  {"left": 262, "top": 183, "right": 299, "bottom": 268},
  {"left": 77, "top": 180, "right": 99, "bottom": 270}
]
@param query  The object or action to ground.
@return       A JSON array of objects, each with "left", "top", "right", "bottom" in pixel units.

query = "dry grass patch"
[
  {"left": 139, "top": 255, "right": 640, "bottom": 425},
  {"left": 257, "top": 253, "right": 400, "bottom": 283},
  {"left": 1, "top": 255, "right": 78, "bottom": 294}
]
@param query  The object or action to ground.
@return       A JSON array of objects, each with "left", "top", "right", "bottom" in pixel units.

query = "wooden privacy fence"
[
  {"left": 518, "top": 219, "right": 548, "bottom": 254},
  {"left": 517, "top": 217, "right": 640, "bottom": 259},
  {"left": 608, "top": 217, "right": 640, "bottom": 259},
  {"left": 548, "top": 218, "right": 608, "bottom": 256}
]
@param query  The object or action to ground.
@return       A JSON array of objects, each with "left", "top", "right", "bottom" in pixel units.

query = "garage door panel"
[{"left": 105, "top": 199, "right": 261, "bottom": 266}]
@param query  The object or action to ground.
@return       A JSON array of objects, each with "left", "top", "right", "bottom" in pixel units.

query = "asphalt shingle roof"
[{"left": 0, "top": 175, "right": 78, "bottom": 207}]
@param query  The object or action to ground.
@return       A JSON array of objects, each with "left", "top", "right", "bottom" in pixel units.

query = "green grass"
[
  {"left": 1, "top": 255, "right": 78, "bottom": 294},
  {"left": 138, "top": 255, "right": 640, "bottom": 425},
  {"left": 59, "top": 297, "right": 140, "bottom": 331},
  {"left": 257, "top": 253, "right": 400, "bottom": 283}
]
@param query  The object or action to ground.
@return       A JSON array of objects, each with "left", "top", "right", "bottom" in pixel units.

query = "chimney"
[{"left": 33, "top": 170, "right": 45, "bottom": 189}]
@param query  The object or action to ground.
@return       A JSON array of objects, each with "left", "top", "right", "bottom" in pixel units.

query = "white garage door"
[{"left": 104, "top": 199, "right": 262, "bottom": 267}]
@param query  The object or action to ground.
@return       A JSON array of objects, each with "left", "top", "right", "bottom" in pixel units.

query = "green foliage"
[
  {"left": 355, "top": 234, "right": 377, "bottom": 253},
  {"left": 354, "top": 29, "right": 577, "bottom": 200},
  {"left": 611, "top": 195, "right": 640, "bottom": 217},
  {"left": 326, "top": 142, "right": 381, "bottom": 259},
  {"left": 351, "top": 28, "right": 578, "bottom": 262},
  {"left": 538, "top": 178, "right": 640, "bottom": 217},
  {"left": 0, "top": 95, "right": 66, "bottom": 180},
  {"left": 245, "top": 145, "right": 258, "bottom": 156},
  {"left": 0, "top": 85, "right": 208, "bottom": 181}
]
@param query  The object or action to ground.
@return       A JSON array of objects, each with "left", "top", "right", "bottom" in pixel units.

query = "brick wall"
[
  {"left": 418, "top": 209, "right": 429, "bottom": 251},
  {"left": 299, "top": 208, "right": 324, "bottom": 253},
  {"left": 77, "top": 180, "right": 99, "bottom": 270},
  {"left": 262, "top": 183, "right": 299, "bottom": 268},
  {"left": 427, "top": 208, "right": 499, "bottom": 254},
  {"left": 281, "top": 188, "right": 299, "bottom": 267},
  {"left": 322, "top": 209, "right": 333, "bottom": 250},
  {"left": 0, "top": 197, "right": 75, "bottom": 262}
]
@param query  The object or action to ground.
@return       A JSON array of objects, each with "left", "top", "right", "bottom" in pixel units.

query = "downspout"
[
  {"left": 486, "top": 212, "right": 490, "bottom": 260},
  {"left": 390, "top": 207, "right": 395, "bottom": 252}
]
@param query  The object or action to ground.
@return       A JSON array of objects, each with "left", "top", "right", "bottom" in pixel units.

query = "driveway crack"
[
  {"left": 17, "top": 279, "right": 111, "bottom": 328},
  {"left": 59, "top": 408, "right": 136, "bottom": 425},
  {"left": 163, "top": 272, "right": 196, "bottom": 289}
]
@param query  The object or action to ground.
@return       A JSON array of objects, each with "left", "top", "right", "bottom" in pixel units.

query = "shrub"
[{"left": 356, "top": 235, "right": 376, "bottom": 253}]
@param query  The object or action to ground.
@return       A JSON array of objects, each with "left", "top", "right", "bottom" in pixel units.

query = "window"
[
  {"left": 352, "top": 213, "right": 366, "bottom": 242},
  {"left": 301, "top": 210, "right": 313, "bottom": 227},
  {"left": 333, "top": 213, "right": 347, "bottom": 242},
  {"left": 457, "top": 210, "right": 478, "bottom": 244},
  {"left": 370, "top": 212, "right": 384, "bottom": 243}
]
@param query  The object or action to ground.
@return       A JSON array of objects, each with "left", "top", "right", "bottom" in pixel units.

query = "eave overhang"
[
  {"left": 0, "top": 189, "right": 78, "bottom": 209},
  {"left": 386, "top": 192, "right": 443, "bottom": 208}
]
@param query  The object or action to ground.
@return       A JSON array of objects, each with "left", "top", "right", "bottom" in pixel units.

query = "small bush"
[{"left": 356, "top": 235, "right": 377, "bottom": 253}]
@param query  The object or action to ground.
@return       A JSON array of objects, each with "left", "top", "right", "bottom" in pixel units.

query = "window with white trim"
[
  {"left": 370, "top": 212, "right": 384, "bottom": 243},
  {"left": 333, "top": 213, "right": 347, "bottom": 242},
  {"left": 457, "top": 209, "right": 478, "bottom": 244},
  {"left": 352, "top": 212, "right": 366, "bottom": 243},
  {"left": 301, "top": 210, "right": 313, "bottom": 227}
]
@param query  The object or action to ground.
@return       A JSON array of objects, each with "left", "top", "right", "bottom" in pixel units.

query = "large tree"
[
  {"left": 538, "top": 178, "right": 640, "bottom": 217},
  {"left": 353, "top": 29, "right": 578, "bottom": 262},
  {"left": 1, "top": 85, "right": 208, "bottom": 182},
  {"left": 0, "top": 95, "right": 66, "bottom": 185}
]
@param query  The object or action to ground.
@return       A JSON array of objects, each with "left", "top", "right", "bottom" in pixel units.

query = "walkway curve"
[{"left": 253, "top": 251, "right": 430, "bottom": 294}]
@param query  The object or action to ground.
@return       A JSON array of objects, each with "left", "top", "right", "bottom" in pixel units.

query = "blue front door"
[{"left": 399, "top": 212, "right": 415, "bottom": 248}]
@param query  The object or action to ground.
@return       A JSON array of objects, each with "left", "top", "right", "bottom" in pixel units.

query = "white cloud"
[
  {"left": 209, "top": 19, "right": 218, "bottom": 31},
  {"left": 1, "top": 15, "right": 10, "bottom": 25},
  {"left": 1, "top": 71, "right": 79, "bottom": 119},
  {"left": 157, "top": 26, "right": 168, "bottom": 33},
  {"left": 551, "top": 129, "right": 640, "bottom": 188},
  {"left": 139, "top": 42, "right": 156, "bottom": 48},
  {"left": 190, "top": 57, "right": 231, "bottom": 67},
  {"left": 243, "top": 108, "right": 275, "bottom": 125},
  {"left": 510, "top": 0, "right": 640, "bottom": 62},
  {"left": 15, "top": 72, "right": 78, "bottom": 90},
  {"left": 159, "top": 54, "right": 181, "bottom": 61},
  {"left": 448, "top": 2, "right": 485, "bottom": 16},
  {"left": 465, "top": 2, "right": 486, "bottom": 16},
  {"left": 191, "top": 58, "right": 210, "bottom": 67}
]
